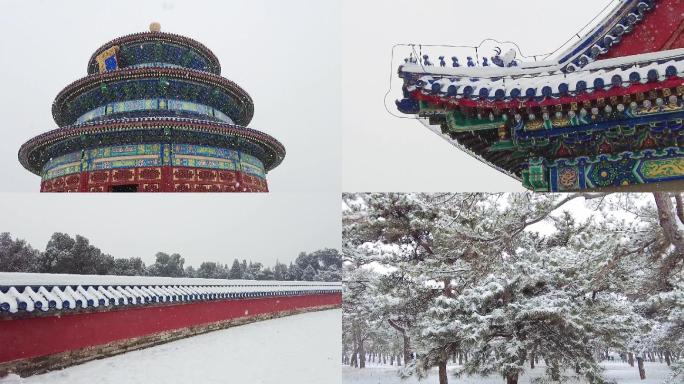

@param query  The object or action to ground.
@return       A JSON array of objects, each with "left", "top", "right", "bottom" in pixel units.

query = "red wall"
[
  {"left": 604, "top": 0, "right": 684, "bottom": 58},
  {"left": 0, "top": 293, "right": 340, "bottom": 363},
  {"left": 40, "top": 166, "right": 268, "bottom": 192}
]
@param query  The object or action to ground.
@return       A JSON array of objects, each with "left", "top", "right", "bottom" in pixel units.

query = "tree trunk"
[
  {"left": 530, "top": 348, "right": 536, "bottom": 369},
  {"left": 675, "top": 194, "right": 684, "bottom": 224},
  {"left": 388, "top": 319, "right": 413, "bottom": 363},
  {"left": 637, "top": 357, "right": 646, "bottom": 380},
  {"left": 653, "top": 193, "right": 684, "bottom": 255},
  {"left": 628, "top": 352, "right": 634, "bottom": 367},
  {"left": 458, "top": 352, "right": 463, "bottom": 365},
  {"left": 438, "top": 361, "right": 448, "bottom": 384},
  {"left": 443, "top": 278, "right": 451, "bottom": 297},
  {"left": 351, "top": 329, "right": 359, "bottom": 368},
  {"left": 404, "top": 335, "right": 412, "bottom": 363},
  {"left": 397, "top": 354, "right": 402, "bottom": 366},
  {"left": 506, "top": 372, "right": 518, "bottom": 384},
  {"left": 551, "top": 362, "right": 561, "bottom": 381},
  {"left": 359, "top": 341, "right": 366, "bottom": 368},
  {"left": 665, "top": 350, "right": 671, "bottom": 366},
  {"left": 390, "top": 355, "right": 394, "bottom": 365}
]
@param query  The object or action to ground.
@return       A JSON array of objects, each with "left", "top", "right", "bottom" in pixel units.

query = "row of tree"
[
  {"left": 342, "top": 192, "right": 683, "bottom": 384},
  {"left": 0, "top": 232, "right": 341, "bottom": 282}
]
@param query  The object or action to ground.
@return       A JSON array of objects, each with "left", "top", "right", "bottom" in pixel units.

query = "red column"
[
  {"left": 161, "top": 166, "right": 174, "bottom": 192},
  {"left": 79, "top": 171, "right": 89, "bottom": 192}
]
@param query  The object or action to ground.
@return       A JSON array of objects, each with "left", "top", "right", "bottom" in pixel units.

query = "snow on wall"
[{"left": 0, "top": 272, "right": 341, "bottom": 314}]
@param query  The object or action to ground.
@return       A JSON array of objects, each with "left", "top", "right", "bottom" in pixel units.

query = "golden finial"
[{"left": 149, "top": 22, "right": 161, "bottom": 32}]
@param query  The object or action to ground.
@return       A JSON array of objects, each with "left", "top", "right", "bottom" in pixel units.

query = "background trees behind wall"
[{"left": 0, "top": 232, "right": 341, "bottom": 282}]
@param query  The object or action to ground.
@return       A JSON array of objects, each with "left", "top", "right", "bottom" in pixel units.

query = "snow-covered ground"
[
  {"left": 1, "top": 309, "right": 341, "bottom": 384},
  {"left": 342, "top": 361, "right": 674, "bottom": 384}
]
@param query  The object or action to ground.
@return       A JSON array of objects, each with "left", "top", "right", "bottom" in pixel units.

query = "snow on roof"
[
  {"left": 400, "top": 49, "right": 684, "bottom": 101},
  {"left": 401, "top": 60, "right": 561, "bottom": 78},
  {"left": 555, "top": 0, "right": 656, "bottom": 70},
  {"left": 0, "top": 272, "right": 341, "bottom": 314},
  {"left": 583, "top": 47, "right": 684, "bottom": 70},
  {"left": 398, "top": 0, "right": 655, "bottom": 80}
]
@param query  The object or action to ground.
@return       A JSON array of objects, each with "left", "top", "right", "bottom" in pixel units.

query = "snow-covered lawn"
[
  {"left": 2, "top": 309, "right": 341, "bottom": 384},
  {"left": 342, "top": 361, "right": 674, "bottom": 384}
]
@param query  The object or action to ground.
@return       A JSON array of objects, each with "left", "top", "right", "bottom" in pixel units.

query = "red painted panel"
[
  {"left": 0, "top": 293, "right": 340, "bottom": 363},
  {"left": 604, "top": 0, "right": 684, "bottom": 58},
  {"left": 664, "top": 25, "right": 684, "bottom": 51},
  {"left": 40, "top": 166, "right": 268, "bottom": 193}
]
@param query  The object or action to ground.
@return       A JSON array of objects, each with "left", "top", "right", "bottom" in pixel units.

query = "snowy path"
[
  {"left": 2, "top": 309, "right": 341, "bottom": 384},
  {"left": 342, "top": 361, "right": 674, "bottom": 384}
]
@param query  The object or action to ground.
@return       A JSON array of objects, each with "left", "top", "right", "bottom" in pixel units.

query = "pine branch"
[{"left": 388, "top": 318, "right": 407, "bottom": 335}]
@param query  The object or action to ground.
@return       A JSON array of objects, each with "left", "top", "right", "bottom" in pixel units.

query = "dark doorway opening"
[{"left": 110, "top": 184, "right": 138, "bottom": 192}]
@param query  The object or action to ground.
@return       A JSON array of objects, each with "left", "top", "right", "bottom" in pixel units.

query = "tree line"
[
  {"left": 342, "top": 192, "right": 683, "bottom": 384},
  {"left": 0, "top": 232, "right": 341, "bottom": 282}
]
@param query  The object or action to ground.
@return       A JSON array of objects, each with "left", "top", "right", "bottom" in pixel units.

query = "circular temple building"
[{"left": 18, "top": 24, "right": 285, "bottom": 192}]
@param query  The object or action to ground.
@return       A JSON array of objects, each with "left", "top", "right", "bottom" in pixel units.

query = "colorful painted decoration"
[
  {"left": 396, "top": 0, "right": 684, "bottom": 191},
  {"left": 95, "top": 46, "right": 119, "bottom": 73}
]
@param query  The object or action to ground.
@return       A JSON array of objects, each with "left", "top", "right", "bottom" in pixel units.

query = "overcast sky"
[
  {"left": 0, "top": 0, "right": 628, "bottom": 267},
  {"left": 0, "top": 192, "right": 341, "bottom": 267},
  {"left": 0, "top": 0, "right": 340, "bottom": 194},
  {"left": 0, "top": 0, "right": 341, "bottom": 267},
  {"left": 342, "top": 0, "right": 617, "bottom": 192}
]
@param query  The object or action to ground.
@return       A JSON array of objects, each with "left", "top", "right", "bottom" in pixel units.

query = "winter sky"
[
  {"left": 342, "top": 0, "right": 619, "bottom": 191},
  {"left": 0, "top": 0, "right": 341, "bottom": 193},
  {"left": 0, "top": 0, "right": 630, "bottom": 266},
  {"left": 0, "top": 193, "right": 341, "bottom": 268},
  {"left": 0, "top": 0, "right": 341, "bottom": 267}
]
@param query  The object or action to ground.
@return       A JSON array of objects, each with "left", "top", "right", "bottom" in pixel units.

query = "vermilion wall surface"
[
  {"left": 0, "top": 293, "right": 340, "bottom": 363},
  {"left": 40, "top": 166, "right": 268, "bottom": 192},
  {"left": 604, "top": 0, "right": 684, "bottom": 58}
]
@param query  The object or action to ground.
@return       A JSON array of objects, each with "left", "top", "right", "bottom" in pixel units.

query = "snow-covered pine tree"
[{"left": 342, "top": 192, "right": 684, "bottom": 384}]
